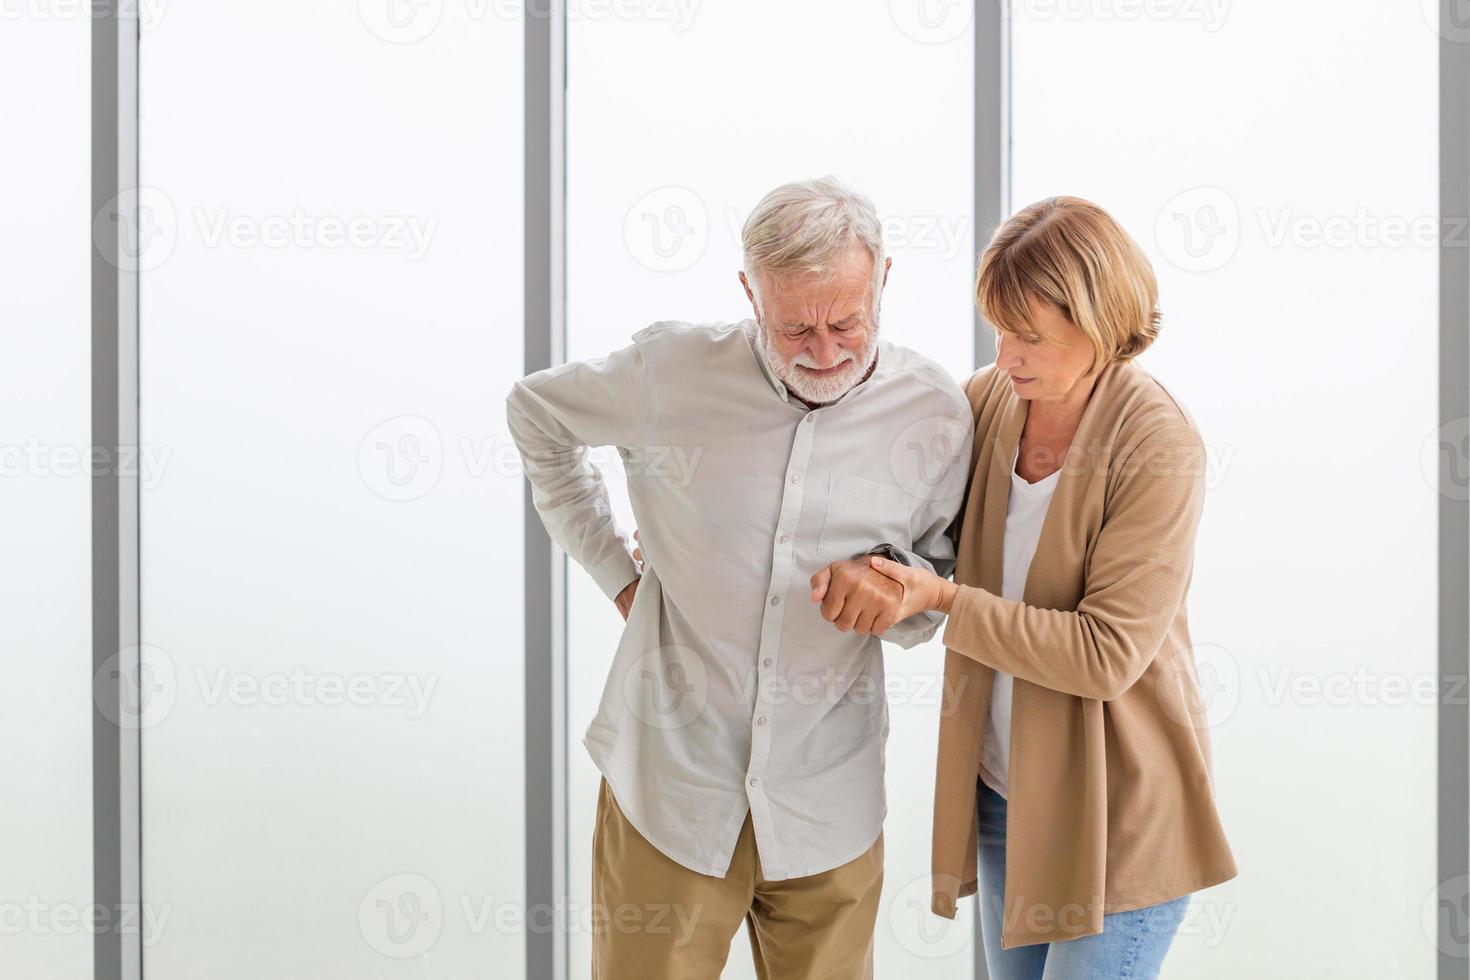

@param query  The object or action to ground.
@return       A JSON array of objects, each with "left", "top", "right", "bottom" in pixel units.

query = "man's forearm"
[{"left": 506, "top": 378, "right": 640, "bottom": 602}]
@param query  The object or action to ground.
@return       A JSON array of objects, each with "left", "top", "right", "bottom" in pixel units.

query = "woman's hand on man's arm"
[
  {"left": 808, "top": 554, "right": 959, "bottom": 637},
  {"left": 865, "top": 556, "right": 960, "bottom": 619},
  {"left": 809, "top": 560, "right": 906, "bottom": 636}
]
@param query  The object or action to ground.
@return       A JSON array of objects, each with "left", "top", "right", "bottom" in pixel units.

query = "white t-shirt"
[{"left": 978, "top": 451, "right": 1061, "bottom": 799}]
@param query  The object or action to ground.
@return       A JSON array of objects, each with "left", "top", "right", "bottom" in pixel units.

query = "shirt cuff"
[
  {"left": 590, "top": 549, "right": 641, "bottom": 603},
  {"left": 889, "top": 545, "right": 931, "bottom": 573},
  {"left": 883, "top": 608, "right": 945, "bottom": 649}
]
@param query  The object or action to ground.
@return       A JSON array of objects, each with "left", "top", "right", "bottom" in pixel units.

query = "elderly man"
[{"left": 506, "top": 177, "right": 972, "bottom": 978}]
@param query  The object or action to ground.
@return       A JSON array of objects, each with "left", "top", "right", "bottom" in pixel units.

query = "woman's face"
[{"left": 994, "top": 295, "right": 1098, "bottom": 407}]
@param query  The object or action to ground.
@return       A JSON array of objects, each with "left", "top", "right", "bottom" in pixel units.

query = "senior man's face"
[{"left": 741, "top": 246, "right": 890, "bottom": 405}]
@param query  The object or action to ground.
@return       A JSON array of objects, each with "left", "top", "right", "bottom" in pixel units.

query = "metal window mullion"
[
  {"left": 525, "top": 6, "right": 569, "bottom": 980},
  {"left": 974, "top": 0, "right": 1010, "bottom": 372},
  {"left": 973, "top": 2, "right": 1010, "bottom": 976},
  {"left": 1439, "top": 4, "right": 1470, "bottom": 978},
  {"left": 92, "top": 4, "right": 141, "bottom": 980}
]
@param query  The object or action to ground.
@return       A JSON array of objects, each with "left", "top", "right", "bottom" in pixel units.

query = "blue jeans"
[{"left": 976, "top": 780, "right": 1188, "bottom": 980}]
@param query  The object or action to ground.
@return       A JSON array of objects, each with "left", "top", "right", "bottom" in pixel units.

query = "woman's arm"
[{"left": 870, "top": 423, "right": 1205, "bottom": 701}]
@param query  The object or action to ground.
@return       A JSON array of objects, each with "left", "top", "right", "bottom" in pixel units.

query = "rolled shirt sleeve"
[{"left": 505, "top": 340, "right": 652, "bottom": 602}]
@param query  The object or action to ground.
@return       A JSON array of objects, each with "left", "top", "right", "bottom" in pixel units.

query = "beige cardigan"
[{"left": 929, "top": 358, "right": 1237, "bottom": 948}]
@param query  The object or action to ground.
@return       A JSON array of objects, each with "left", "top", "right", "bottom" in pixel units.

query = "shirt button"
[
  {"left": 804, "top": 414, "right": 815, "bottom": 424},
  {"left": 778, "top": 533, "right": 790, "bottom": 544},
  {"left": 756, "top": 716, "right": 767, "bottom": 726},
  {"left": 763, "top": 658, "right": 773, "bottom": 667},
  {"left": 749, "top": 777, "right": 759, "bottom": 787},
  {"left": 769, "top": 595, "right": 781, "bottom": 606},
  {"left": 790, "top": 473, "right": 801, "bottom": 484}
]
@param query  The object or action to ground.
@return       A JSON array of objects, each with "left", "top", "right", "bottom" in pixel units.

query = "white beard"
[{"left": 756, "top": 324, "right": 880, "bottom": 405}]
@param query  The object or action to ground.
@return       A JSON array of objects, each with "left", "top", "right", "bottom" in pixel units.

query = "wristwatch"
[{"left": 860, "top": 543, "right": 912, "bottom": 567}]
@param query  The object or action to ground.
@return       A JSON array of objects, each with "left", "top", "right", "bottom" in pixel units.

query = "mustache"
[{"left": 791, "top": 349, "right": 857, "bottom": 370}]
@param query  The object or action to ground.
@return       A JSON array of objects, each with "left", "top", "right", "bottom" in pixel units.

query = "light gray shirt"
[{"left": 506, "top": 319, "right": 972, "bottom": 880}]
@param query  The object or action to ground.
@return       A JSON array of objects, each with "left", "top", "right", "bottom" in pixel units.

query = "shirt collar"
[{"left": 743, "top": 319, "right": 790, "bottom": 400}]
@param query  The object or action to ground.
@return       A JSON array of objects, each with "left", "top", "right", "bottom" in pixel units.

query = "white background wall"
[
  {"left": 137, "top": 3, "right": 526, "bottom": 977},
  {"left": 0, "top": 13, "right": 94, "bottom": 980}
]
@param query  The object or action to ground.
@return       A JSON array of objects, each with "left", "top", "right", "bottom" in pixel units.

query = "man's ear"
[
  {"left": 882, "top": 256, "right": 892, "bottom": 288},
  {"left": 738, "top": 270, "right": 759, "bottom": 320}
]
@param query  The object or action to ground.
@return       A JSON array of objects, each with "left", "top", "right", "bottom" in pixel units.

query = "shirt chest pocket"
[{"left": 816, "top": 473, "right": 915, "bottom": 562}]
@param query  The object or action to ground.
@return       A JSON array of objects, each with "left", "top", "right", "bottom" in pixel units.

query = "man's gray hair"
[{"left": 741, "top": 177, "right": 886, "bottom": 309}]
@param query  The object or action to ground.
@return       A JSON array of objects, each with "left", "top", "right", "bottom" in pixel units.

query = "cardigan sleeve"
[{"left": 941, "top": 423, "right": 1205, "bottom": 701}]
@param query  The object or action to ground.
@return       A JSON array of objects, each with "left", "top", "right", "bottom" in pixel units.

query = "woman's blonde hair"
[{"left": 976, "top": 196, "right": 1160, "bottom": 367}]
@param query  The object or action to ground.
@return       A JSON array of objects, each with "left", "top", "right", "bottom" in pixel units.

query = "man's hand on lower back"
[
  {"left": 614, "top": 577, "right": 639, "bottom": 621},
  {"left": 612, "top": 530, "right": 648, "bottom": 621},
  {"left": 809, "top": 558, "right": 904, "bottom": 636}
]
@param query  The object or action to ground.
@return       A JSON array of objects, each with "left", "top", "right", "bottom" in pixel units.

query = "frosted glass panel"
[
  {"left": 566, "top": 3, "right": 976, "bottom": 976},
  {"left": 0, "top": 15, "right": 94, "bottom": 980},
  {"left": 138, "top": 5, "right": 525, "bottom": 977},
  {"left": 1012, "top": 3, "right": 1437, "bottom": 976}
]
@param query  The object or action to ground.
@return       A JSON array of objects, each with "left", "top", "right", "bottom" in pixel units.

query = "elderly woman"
[{"left": 865, "top": 197, "right": 1237, "bottom": 978}]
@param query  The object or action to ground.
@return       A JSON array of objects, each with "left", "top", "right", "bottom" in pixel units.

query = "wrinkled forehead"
[{"left": 752, "top": 250, "right": 878, "bottom": 326}]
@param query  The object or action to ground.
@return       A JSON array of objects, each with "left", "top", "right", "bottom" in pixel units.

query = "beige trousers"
[{"left": 590, "top": 779, "right": 884, "bottom": 980}]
